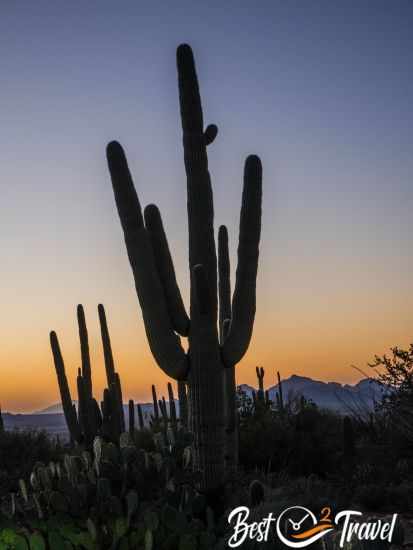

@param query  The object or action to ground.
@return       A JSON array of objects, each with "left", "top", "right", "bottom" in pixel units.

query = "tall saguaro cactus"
[{"left": 106, "top": 44, "right": 262, "bottom": 494}]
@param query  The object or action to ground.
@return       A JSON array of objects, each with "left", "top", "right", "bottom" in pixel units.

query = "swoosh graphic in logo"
[{"left": 292, "top": 523, "right": 333, "bottom": 539}]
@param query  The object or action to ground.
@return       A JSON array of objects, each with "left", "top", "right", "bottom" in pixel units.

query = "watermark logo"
[
  {"left": 276, "top": 506, "right": 334, "bottom": 548},
  {"left": 228, "top": 505, "right": 398, "bottom": 548}
]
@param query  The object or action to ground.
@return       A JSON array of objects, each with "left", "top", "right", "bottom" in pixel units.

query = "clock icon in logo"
[{"left": 276, "top": 506, "right": 334, "bottom": 548}]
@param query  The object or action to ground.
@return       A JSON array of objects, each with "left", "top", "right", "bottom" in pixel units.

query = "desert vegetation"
[{"left": 0, "top": 44, "right": 411, "bottom": 549}]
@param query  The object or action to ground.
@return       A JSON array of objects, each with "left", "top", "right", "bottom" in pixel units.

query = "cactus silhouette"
[
  {"left": 277, "top": 371, "right": 284, "bottom": 413},
  {"left": 50, "top": 304, "right": 125, "bottom": 444},
  {"left": 219, "top": 225, "right": 238, "bottom": 473},
  {"left": 137, "top": 403, "right": 144, "bottom": 430},
  {"left": 256, "top": 367, "right": 265, "bottom": 402},
  {"left": 128, "top": 399, "right": 135, "bottom": 434},
  {"left": 151, "top": 384, "right": 159, "bottom": 421},
  {"left": 106, "top": 44, "right": 262, "bottom": 493},
  {"left": 167, "top": 382, "right": 177, "bottom": 428},
  {"left": 177, "top": 380, "right": 188, "bottom": 428}
]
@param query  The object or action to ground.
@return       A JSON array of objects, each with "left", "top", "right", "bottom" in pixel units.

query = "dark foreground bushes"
[{"left": 0, "top": 430, "right": 63, "bottom": 494}]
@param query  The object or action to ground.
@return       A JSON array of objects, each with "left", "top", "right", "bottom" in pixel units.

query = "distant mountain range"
[
  {"left": 29, "top": 376, "right": 387, "bottom": 415},
  {"left": 36, "top": 375, "right": 383, "bottom": 416},
  {"left": 2, "top": 376, "right": 385, "bottom": 437},
  {"left": 239, "top": 375, "right": 384, "bottom": 413}
]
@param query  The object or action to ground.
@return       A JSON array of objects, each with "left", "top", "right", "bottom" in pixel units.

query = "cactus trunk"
[
  {"left": 218, "top": 225, "right": 238, "bottom": 474},
  {"left": 151, "top": 385, "right": 159, "bottom": 420}
]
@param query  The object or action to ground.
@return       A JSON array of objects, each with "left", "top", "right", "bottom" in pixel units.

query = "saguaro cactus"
[
  {"left": 276, "top": 371, "right": 284, "bottom": 413},
  {"left": 151, "top": 385, "right": 159, "bottom": 421},
  {"left": 256, "top": 367, "right": 265, "bottom": 402},
  {"left": 167, "top": 382, "right": 177, "bottom": 427},
  {"left": 50, "top": 304, "right": 124, "bottom": 445},
  {"left": 177, "top": 380, "right": 188, "bottom": 428},
  {"left": 128, "top": 399, "right": 135, "bottom": 434},
  {"left": 106, "top": 44, "right": 262, "bottom": 494},
  {"left": 137, "top": 404, "right": 144, "bottom": 430}
]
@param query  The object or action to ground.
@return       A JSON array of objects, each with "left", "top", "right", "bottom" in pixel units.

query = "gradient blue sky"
[{"left": 0, "top": 1, "right": 412, "bottom": 411}]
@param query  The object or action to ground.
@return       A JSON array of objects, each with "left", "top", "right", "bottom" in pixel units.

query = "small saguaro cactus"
[
  {"left": 106, "top": 44, "right": 262, "bottom": 494},
  {"left": 97, "top": 304, "right": 125, "bottom": 433},
  {"left": 256, "top": 367, "right": 265, "bottom": 401},
  {"left": 128, "top": 399, "right": 135, "bottom": 434},
  {"left": 277, "top": 371, "right": 284, "bottom": 413},
  {"left": 158, "top": 396, "right": 169, "bottom": 435},
  {"left": 50, "top": 304, "right": 125, "bottom": 445},
  {"left": 151, "top": 384, "right": 159, "bottom": 421},
  {"left": 167, "top": 382, "right": 177, "bottom": 430},
  {"left": 177, "top": 380, "right": 188, "bottom": 428},
  {"left": 137, "top": 404, "right": 144, "bottom": 430}
]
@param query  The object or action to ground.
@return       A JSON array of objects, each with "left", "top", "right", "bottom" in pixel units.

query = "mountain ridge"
[{"left": 32, "top": 375, "right": 383, "bottom": 415}]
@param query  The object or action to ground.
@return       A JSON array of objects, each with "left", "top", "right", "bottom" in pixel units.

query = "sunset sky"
[{"left": 1, "top": 1, "right": 413, "bottom": 412}]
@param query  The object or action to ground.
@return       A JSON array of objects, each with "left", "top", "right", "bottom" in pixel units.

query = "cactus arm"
[
  {"left": 108, "top": 381, "right": 121, "bottom": 439},
  {"left": 277, "top": 371, "right": 284, "bottom": 412},
  {"left": 144, "top": 204, "right": 190, "bottom": 337},
  {"left": 177, "top": 44, "right": 218, "bottom": 321},
  {"left": 167, "top": 382, "right": 177, "bottom": 426},
  {"left": 90, "top": 398, "right": 102, "bottom": 434},
  {"left": 218, "top": 225, "right": 231, "bottom": 344},
  {"left": 159, "top": 397, "right": 168, "bottom": 422},
  {"left": 128, "top": 399, "right": 135, "bottom": 434},
  {"left": 106, "top": 142, "right": 188, "bottom": 380},
  {"left": 101, "top": 388, "right": 115, "bottom": 440},
  {"left": 77, "top": 369, "right": 92, "bottom": 444},
  {"left": 114, "top": 372, "right": 125, "bottom": 432},
  {"left": 49, "top": 331, "right": 82, "bottom": 443},
  {"left": 151, "top": 385, "right": 159, "bottom": 420},
  {"left": 98, "top": 304, "right": 116, "bottom": 386},
  {"left": 77, "top": 305, "right": 92, "bottom": 399},
  {"left": 222, "top": 155, "right": 262, "bottom": 366}
]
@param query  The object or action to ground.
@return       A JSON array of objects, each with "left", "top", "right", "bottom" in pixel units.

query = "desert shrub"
[
  {"left": 0, "top": 430, "right": 63, "bottom": 494},
  {"left": 239, "top": 408, "right": 285, "bottom": 471},
  {"left": 239, "top": 403, "right": 344, "bottom": 477}
]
